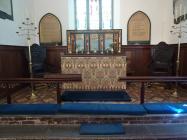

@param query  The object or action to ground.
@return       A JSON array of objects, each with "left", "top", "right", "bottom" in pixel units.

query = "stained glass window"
[
  {"left": 89, "top": 0, "right": 99, "bottom": 29},
  {"left": 75, "top": 0, "right": 87, "bottom": 29},
  {"left": 102, "top": 0, "right": 113, "bottom": 29},
  {"left": 75, "top": 0, "right": 113, "bottom": 30}
]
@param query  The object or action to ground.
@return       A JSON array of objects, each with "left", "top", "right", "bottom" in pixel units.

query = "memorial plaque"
[
  {"left": 127, "top": 11, "right": 151, "bottom": 45},
  {"left": 39, "top": 13, "right": 62, "bottom": 45}
]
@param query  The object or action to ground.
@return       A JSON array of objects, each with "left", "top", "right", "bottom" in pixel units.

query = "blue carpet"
[
  {"left": 80, "top": 123, "right": 125, "bottom": 135},
  {"left": 61, "top": 90, "right": 131, "bottom": 101}
]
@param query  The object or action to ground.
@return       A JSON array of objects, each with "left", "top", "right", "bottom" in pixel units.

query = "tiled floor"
[
  {"left": 1, "top": 83, "right": 187, "bottom": 104},
  {"left": 128, "top": 83, "right": 187, "bottom": 103}
]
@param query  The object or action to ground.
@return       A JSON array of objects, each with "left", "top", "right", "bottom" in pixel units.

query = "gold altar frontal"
[{"left": 61, "top": 55, "right": 126, "bottom": 91}]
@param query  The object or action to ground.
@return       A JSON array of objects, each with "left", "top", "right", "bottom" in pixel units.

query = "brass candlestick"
[
  {"left": 170, "top": 10, "right": 187, "bottom": 97},
  {"left": 16, "top": 18, "right": 38, "bottom": 99}
]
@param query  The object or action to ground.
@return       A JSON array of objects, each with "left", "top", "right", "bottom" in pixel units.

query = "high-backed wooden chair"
[
  {"left": 30, "top": 44, "right": 46, "bottom": 77},
  {"left": 150, "top": 42, "right": 174, "bottom": 76}
]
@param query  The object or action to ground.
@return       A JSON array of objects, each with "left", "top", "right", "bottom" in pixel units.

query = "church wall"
[
  {"left": 119, "top": 0, "right": 178, "bottom": 44},
  {"left": 32, "top": 0, "right": 184, "bottom": 45},
  {"left": 0, "top": 0, "right": 186, "bottom": 45},
  {"left": 32, "top": 0, "right": 69, "bottom": 46},
  {"left": 0, "top": 0, "right": 34, "bottom": 46}
]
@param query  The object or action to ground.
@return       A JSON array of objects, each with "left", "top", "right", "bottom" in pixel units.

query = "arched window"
[
  {"left": 39, "top": 13, "right": 62, "bottom": 46},
  {"left": 127, "top": 11, "right": 151, "bottom": 45},
  {"left": 74, "top": 0, "right": 113, "bottom": 30}
]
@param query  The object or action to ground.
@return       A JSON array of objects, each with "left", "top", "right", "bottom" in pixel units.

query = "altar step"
[
  {"left": 1, "top": 114, "right": 187, "bottom": 125},
  {"left": 0, "top": 123, "right": 187, "bottom": 140},
  {"left": 1, "top": 114, "right": 187, "bottom": 139}
]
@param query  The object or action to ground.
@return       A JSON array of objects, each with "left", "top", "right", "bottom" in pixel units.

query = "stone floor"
[{"left": 0, "top": 83, "right": 187, "bottom": 104}]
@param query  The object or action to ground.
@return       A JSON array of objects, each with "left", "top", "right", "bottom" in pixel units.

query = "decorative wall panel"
[{"left": 67, "top": 29, "right": 122, "bottom": 54}]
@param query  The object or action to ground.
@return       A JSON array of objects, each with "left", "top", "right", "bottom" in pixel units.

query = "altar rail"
[
  {"left": 0, "top": 76, "right": 187, "bottom": 104},
  {"left": 119, "top": 76, "right": 187, "bottom": 104},
  {"left": 0, "top": 74, "right": 82, "bottom": 104}
]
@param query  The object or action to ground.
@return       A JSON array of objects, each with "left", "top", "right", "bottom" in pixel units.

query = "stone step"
[
  {"left": 1, "top": 114, "right": 187, "bottom": 125},
  {"left": 0, "top": 123, "right": 187, "bottom": 140}
]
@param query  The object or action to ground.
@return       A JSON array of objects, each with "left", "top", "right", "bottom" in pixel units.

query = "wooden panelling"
[
  {"left": 122, "top": 44, "right": 187, "bottom": 76},
  {"left": 0, "top": 45, "right": 28, "bottom": 78},
  {"left": 45, "top": 46, "right": 67, "bottom": 72},
  {"left": 0, "top": 44, "right": 186, "bottom": 79},
  {"left": 179, "top": 44, "right": 187, "bottom": 76},
  {"left": 0, "top": 45, "right": 67, "bottom": 79},
  {"left": 122, "top": 45, "right": 152, "bottom": 76},
  {"left": 0, "top": 45, "right": 28, "bottom": 96}
]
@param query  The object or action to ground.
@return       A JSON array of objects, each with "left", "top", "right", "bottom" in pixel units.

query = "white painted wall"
[
  {"left": 119, "top": 0, "right": 177, "bottom": 44},
  {"left": 0, "top": 0, "right": 186, "bottom": 45},
  {"left": 0, "top": 0, "right": 34, "bottom": 46},
  {"left": 32, "top": 0, "right": 69, "bottom": 45},
  {"left": 158, "top": 0, "right": 187, "bottom": 44}
]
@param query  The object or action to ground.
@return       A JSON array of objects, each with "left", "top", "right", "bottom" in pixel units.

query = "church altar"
[{"left": 61, "top": 55, "right": 126, "bottom": 91}]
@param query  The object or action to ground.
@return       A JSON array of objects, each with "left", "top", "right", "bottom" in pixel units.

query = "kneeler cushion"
[
  {"left": 80, "top": 123, "right": 125, "bottom": 135},
  {"left": 0, "top": 104, "right": 59, "bottom": 115},
  {"left": 61, "top": 91, "right": 131, "bottom": 101},
  {"left": 143, "top": 103, "right": 187, "bottom": 114},
  {"left": 59, "top": 103, "right": 146, "bottom": 115}
]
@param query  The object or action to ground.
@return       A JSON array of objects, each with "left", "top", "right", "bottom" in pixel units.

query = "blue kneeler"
[
  {"left": 60, "top": 103, "right": 146, "bottom": 115},
  {"left": 0, "top": 104, "right": 59, "bottom": 115},
  {"left": 61, "top": 91, "right": 131, "bottom": 102},
  {"left": 143, "top": 103, "right": 187, "bottom": 114},
  {"left": 80, "top": 123, "right": 125, "bottom": 135}
]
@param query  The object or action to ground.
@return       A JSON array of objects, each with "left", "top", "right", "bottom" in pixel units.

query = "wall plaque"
[
  {"left": 127, "top": 11, "right": 151, "bottom": 45},
  {"left": 39, "top": 13, "right": 62, "bottom": 46}
]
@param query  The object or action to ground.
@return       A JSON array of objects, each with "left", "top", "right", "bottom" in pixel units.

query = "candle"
[
  {"left": 180, "top": 4, "right": 182, "bottom": 17},
  {"left": 175, "top": 7, "right": 178, "bottom": 20},
  {"left": 178, "top": 4, "right": 182, "bottom": 22},
  {"left": 184, "top": 8, "right": 186, "bottom": 20}
]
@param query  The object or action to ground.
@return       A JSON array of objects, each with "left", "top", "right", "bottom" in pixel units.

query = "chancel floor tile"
[{"left": 0, "top": 83, "right": 187, "bottom": 104}]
